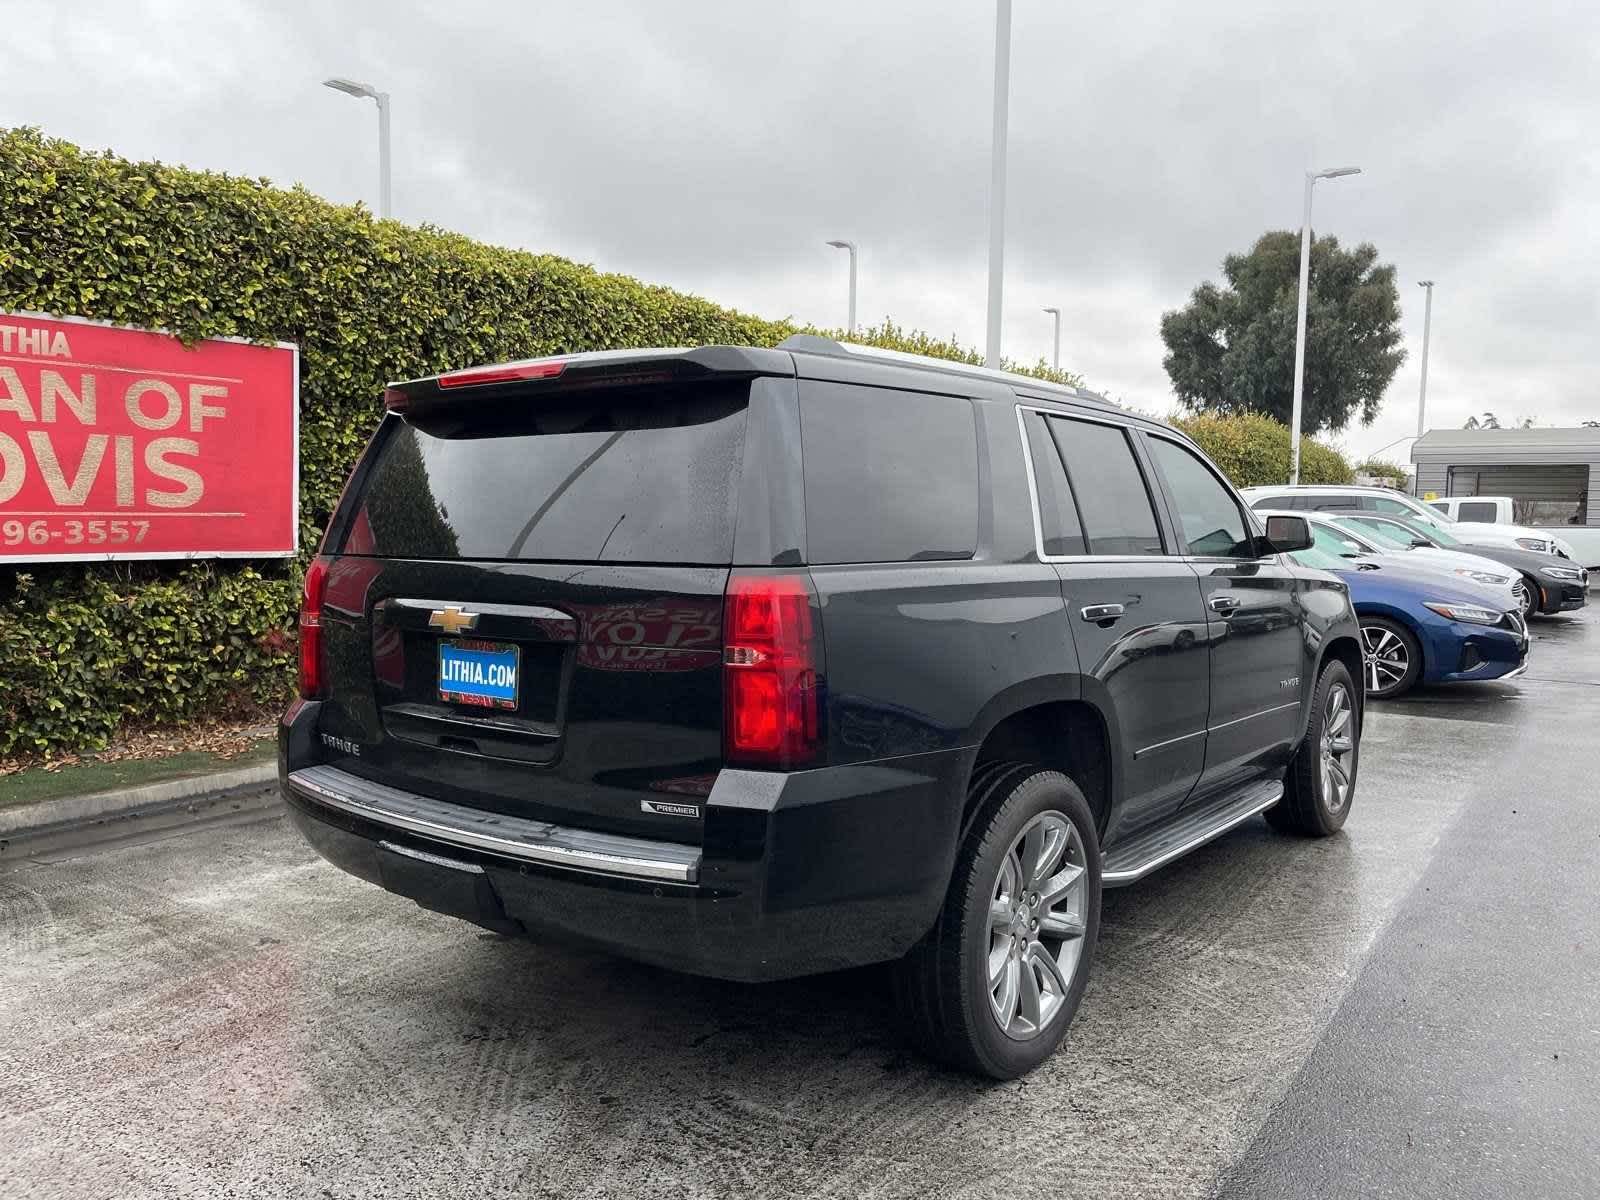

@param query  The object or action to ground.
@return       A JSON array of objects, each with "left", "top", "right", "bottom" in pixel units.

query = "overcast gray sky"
[{"left": 9, "top": 0, "right": 1600, "bottom": 462}]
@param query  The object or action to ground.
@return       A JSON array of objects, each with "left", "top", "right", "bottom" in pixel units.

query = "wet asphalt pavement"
[{"left": 3, "top": 613, "right": 1597, "bottom": 1199}]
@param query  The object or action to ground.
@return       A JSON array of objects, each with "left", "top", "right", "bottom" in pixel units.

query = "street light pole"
[
  {"left": 1288, "top": 165, "right": 1361, "bottom": 484},
  {"left": 376, "top": 90, "right": 391, "bottom": 219},
  {"left": 323, "top": 77, "right": 392, "bottom": 218},
  {"left": 1416, "top": 280, "right": 1435, "bottom": 440},
  {"left": 984, "top": 0, "right": 1013, "bottom": 368},
  {"left": 1042, "top": 306, "right": 1061, "bottom": 370},
  {"left": 825, "top": 240, "right": 858, "bottom": 335}
]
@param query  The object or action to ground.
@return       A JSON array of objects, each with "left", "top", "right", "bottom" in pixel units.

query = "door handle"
[
  {"left": 1209, "top": 595, "right": 1241, "bottom": 614},
  {"left": 1080, "top": 603, "right": 1126, "bottom": 622}
]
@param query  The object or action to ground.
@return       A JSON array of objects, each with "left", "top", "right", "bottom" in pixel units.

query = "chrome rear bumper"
[{"left": 285, "top": 765, "right": 702, "bottom": 884}]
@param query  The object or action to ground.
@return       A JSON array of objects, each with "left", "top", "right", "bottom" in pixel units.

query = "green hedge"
[
  {"left": 0, "top": 128, "right": 1083, "bottom": 755},
  {"left": 1354, "top": 457, "right": 1408, "bottom": 486},
  {"left": 1170, "top": 412, "right": 1353, "bottom": 489}
]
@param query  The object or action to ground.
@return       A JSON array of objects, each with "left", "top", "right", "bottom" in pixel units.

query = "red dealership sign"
[{"left": 0, "top": 313, "right": 297, "bottom": 562}]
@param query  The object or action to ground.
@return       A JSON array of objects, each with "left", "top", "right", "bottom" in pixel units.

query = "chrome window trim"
[
  {"left": 1015, "top": 404, "right": 1287, "bottom": 567},
  {"left": 1014, "top": 404, "right": 1174, "bottom": 564}
]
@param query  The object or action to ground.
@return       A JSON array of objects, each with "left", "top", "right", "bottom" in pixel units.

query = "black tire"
[
  {"left": 1358, "top": 615, "right": 1422, "bottom": 699},
  {"left": 894, "top": 764, "right": 1101, "bottom": 1079},
  {"left": 1266, "top": 658, "right": 1359, "bottom": 836}
]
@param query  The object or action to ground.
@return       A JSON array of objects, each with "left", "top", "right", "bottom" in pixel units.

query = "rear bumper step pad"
[{"left": 285, "top": 765, "right": 702, "bottom": 884}]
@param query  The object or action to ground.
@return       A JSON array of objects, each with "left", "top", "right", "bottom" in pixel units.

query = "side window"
[
  {"left": 1248, "top": 493, "right": 1286, "bottom": 511},
  {"left": 1021, "top": 411, "right": 1086, "bottom": 555},
  {"left": 799, "top": 381, "right": 978, "bottom": 564},
  {"left": 1370, "top": 496, "right": 1415, "bottom": 516},
  {"left": 1309, "top": 522, "right": 1364, "bottom": 559},
  {"left": 1146, "top": 436, "right": 1253, "bottom": 558},
  {"left": 1343, "top": 517, "right": 1409, "bottom": 550},
  {"left": 1429, "top": 501, "right": 1451, "bottom": 515},
  {"left": 1045, "top": 417, "right": 1164, "bottom": 555},
  {"left": 1458, "top": 501, "right": 1498, "bottom": 522}
]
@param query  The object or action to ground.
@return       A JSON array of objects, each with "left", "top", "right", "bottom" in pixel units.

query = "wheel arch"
[
  {"left": 1353, "top": 602, "right": 1431, "bottom": 682},
  {"left": 962, "top": 684, "right": 1116, "bottom": 842},
  {"left": 1515, "top": 569, "right": 1546, "bottom": 614},
  {"left": 1315, "top": 633, "right": 1365, "bottom": 732}
]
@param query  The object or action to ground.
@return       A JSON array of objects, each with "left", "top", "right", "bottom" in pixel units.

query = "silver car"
[{"left": 1258, "top": 509, "right": 1526, "bottom": 611}]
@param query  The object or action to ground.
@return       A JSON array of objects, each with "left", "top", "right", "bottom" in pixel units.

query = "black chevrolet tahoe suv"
[{"left": 281, "top": 335, "right": 1364, "bottom": 1078}]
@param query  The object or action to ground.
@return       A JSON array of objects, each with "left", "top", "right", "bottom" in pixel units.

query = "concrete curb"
[{"left": 0, "top": 763, "right": 278, "bottom": 839}]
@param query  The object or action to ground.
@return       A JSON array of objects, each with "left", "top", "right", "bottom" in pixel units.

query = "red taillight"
[
  {"left": 722, "top": 573, "right": 822, "bottom": 768},
  {"left": 298, "top": 555, "right": 332, "bottom": 699},
  {"left": 436, "top": 360, "right": 568, "bottom": 389}
]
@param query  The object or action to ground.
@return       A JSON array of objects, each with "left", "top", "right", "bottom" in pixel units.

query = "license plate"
[{"left": 438, "top": 639, "right": 519, "bottom": 710}]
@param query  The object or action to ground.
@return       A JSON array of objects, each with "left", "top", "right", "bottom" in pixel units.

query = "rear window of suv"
[{"left": 345, "top": 382, "right": 747, "bottom": 563}]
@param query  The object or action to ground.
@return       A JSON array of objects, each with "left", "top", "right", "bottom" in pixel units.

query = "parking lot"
[{"left": 3, "top": 612, "right": 1597, "bottom": 1200}]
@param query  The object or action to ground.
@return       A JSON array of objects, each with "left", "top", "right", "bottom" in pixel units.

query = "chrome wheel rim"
[
  {"left": 1361, "top": 624, "right": 1410, "bottom": 695},
  {"left": 1519, "top": 579, "right": 1537, "bottom": 618},
  {"left": 986, "top": 811, "right": 1088, "bottom": 1040},
  {"left": 1511, "top": 578, "right": 1529, "bottom": 614},
  {"left": 1319, "top": 683, "right": 1355, "bottom": 813}
]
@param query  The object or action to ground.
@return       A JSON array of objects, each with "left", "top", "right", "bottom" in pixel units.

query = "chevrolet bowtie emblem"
[{"left": 428, "top": 606, "right": 480, "bottom": 635}]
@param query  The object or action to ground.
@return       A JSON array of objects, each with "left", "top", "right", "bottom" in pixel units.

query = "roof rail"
[{"left": 776, "top": 333, "right": 1097, "bottom": 402}]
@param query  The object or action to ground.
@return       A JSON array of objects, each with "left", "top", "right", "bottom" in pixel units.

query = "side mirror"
[{"left": 1263, "top": 514, "right": 1313, "bottom": 553}]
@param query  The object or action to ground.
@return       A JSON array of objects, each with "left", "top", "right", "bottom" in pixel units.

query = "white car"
[
  {"left": 1258, "top": 509, "right": 1526, "bottom": 611},
  {"left": 1241, "top": 484, "right": 1576, "bottom": 559}
]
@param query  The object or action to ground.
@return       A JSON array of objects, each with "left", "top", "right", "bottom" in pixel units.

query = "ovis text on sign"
[{"left": 0, "top": 314, "right": 298, "bottom": 561}]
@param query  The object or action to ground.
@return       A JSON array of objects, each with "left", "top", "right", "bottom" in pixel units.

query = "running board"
[{"left": 1101, "top": 778, "right": 1284, "bottom": 887}]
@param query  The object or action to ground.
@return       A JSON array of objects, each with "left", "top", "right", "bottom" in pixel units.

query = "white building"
[{"left": 1411, "top": 427, "right": 1600, "bottom": 527}]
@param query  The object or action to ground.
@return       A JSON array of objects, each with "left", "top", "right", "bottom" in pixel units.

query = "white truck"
[
  {"left": 1427, "top": 496, "right": 1515, "bottom": 524},
  {"left": 1427, "top": 495, "right": 1599, "bottom": 570}
]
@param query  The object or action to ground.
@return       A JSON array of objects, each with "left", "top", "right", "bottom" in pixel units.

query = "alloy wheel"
[
  {"left": 1319, "top": 683, "right": 1355, "bottom": 813},
  {"left": 1361, "top": 624, "right": 1410, "bottom": 696},
  {"left": 986, "top": 811, "right": 1088, "bottom": 1040}
]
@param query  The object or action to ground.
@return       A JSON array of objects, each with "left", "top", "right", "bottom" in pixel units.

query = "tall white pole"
[
  {"left": 1288, "top": 165, "right": 1361, "bottom": 484},
  {"left": 376, "top": 91, "right": 392, "bottom": 219},
  {"left": 985, "top": 0, "right": 1012, "bottom": 368},
  {"left": 1289, "top": 172, "right": 1315, "bottom": 485},
  {"left": 324, "top": 79, "right": 392, "bottom": 218},
  {"left": 1416, "top": 280, "right": 1435, "bottom": 440},
  {"left": 825, "top": 240, "right": 858, "bottom": 335},
  {"left": 846, "top": 243, "right": 857, "bottom": 335},
  {"left": 1043, "top": 306, "right": 1061, "bottom": 369}
]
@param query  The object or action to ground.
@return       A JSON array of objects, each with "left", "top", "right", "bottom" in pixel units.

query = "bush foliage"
[
  {"left": 1354, "top": 457, "right": 1409, "bottom": 485},
  {"left": 1170, "top": 412, "right": 1353, "bottom": 488},
  {"left": 0, "top": 128, "right": 1080, "bottom": 754}
]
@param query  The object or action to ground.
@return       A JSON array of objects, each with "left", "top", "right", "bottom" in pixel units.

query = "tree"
[
  {"left": 1160, "top": 231, "right": 1406, "bottom": 434},
  {"left": 1464, "top": 413, "right": 1534, "bottom": 429}
]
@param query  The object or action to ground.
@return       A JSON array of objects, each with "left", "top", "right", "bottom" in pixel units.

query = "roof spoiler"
[{"left": 383, "top": 345, "right": 793, "bottom": 416}]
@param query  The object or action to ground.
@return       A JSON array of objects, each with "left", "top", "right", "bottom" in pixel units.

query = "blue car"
[{"left": 1291, "top": 539, "right": 1530, "bottom": 699}]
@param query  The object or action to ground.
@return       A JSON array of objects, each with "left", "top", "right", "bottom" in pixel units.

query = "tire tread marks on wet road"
[{"left": 2, "top": 614, "right": 1595, "bottom": 1199}]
